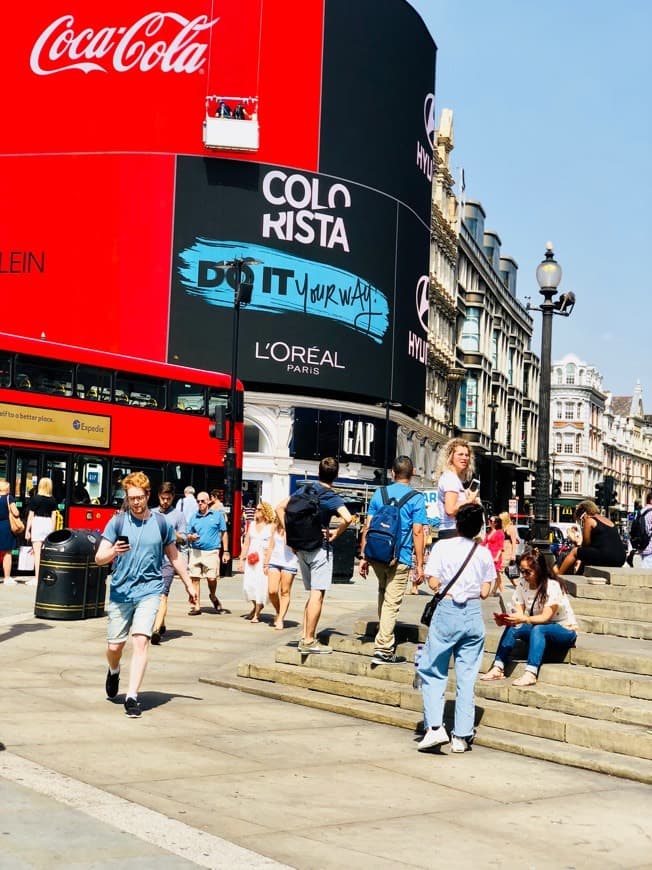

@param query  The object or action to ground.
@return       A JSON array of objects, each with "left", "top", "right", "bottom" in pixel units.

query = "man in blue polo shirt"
[
  {"left": 186, "top": 491, "right": 230, "bottom": 614},
  {"left": 95, "top": 471, "right": 197, "bottom": 718},
  {"left": 359, "top": 456, "right": 427, "bottom": 665}
]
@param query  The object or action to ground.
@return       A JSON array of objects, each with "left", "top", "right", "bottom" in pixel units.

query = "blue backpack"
[{"left": 365, "top": 486, "right": 418, "bottom": 565}]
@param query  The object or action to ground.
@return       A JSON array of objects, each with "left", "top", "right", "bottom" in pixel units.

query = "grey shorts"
[
  {"left": 297, "top": 546, "right": 332, "bottom": 592},
  {"left": 107, "top": 594, "right": 161, "bottom": 643}
]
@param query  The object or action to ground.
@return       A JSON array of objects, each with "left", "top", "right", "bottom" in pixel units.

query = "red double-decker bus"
[{"left": 0, "top": 333, "right": 243, "bottom": 549}]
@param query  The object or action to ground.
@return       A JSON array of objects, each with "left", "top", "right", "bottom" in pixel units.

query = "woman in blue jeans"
[
  {"left": 417, "top": 504, "right": 495, "bottom": 753},
  {"left": 481, "top": 553, "right": 578, "bottom": 687}
]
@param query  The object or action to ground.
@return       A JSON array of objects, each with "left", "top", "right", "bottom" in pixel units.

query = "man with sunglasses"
[
  {"left": 95, "top": 472, "right": 197, "bottom": 717},
  {"left": 186, "top": 491, "right": 230, "bottom": 614}
]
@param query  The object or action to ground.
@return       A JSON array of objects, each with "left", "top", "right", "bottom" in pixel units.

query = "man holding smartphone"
[{"left": 95, "top": 471, "right": 197, "bottom": 718}]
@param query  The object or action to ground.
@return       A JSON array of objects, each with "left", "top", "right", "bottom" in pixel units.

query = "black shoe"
[
  {"left": 105, "top": 668, "right": 120, "bottom": 699},
  {"left": 159, "top": 624, "right": 166, "bottom": 636},
  {"left": 371, "top": 652, "right": 406, "bottom": 665},
  {"left": 626, "top": 550, "right": 635, "bottom": 568},
  {"left": 151, "top": 630, "right": 161, "bottom": 645},
  {"left": 124, "top": 697, "right": 142, "bottom": 718}
]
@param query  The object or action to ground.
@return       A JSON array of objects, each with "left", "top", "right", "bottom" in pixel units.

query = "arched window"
[
  {"left": 555, "top": 368, "right": 563, "bottom": 385},
  {"left": 243, "top": 422, "right": 270, "bottom": 454},
  {"left": 575, "top": 434, "right": 581, "bottom": 453},
  {"left": 565, "top": 363, "right": 576, "bottom": 385}
]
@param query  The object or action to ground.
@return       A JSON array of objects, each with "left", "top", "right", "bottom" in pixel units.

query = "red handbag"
[{"left": 246, "top": 552, "right": 260, "bottom": 565}]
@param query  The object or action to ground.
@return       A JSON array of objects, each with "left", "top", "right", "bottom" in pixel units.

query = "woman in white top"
[
  {"left": 435, "top": 438, "right": 479, "bottom": 540},
  {"left": 417, "top": 504, "right": 495, "bottom": 754},
  {"left": 264, "top": 513, "right": 299, "bottom": 630},
  {"left": 481, "top": 552, "right": 578, "bottom": 687},
  {"left": 241, "top": 502, "right": 275, "bottom": 622}
]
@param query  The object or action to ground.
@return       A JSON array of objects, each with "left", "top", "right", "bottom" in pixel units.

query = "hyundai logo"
[
  {"left": 416, "top": 275, "right": 429, "bottom": 332},
  {"left": 423, "top": 93, "right": 435, "bottom": 150}
]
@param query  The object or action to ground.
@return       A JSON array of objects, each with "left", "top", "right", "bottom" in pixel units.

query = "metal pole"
[
  {"left": 533, "top": 293, "right": 555, "bottom": 550},
  {"left": 383, "top": 400, "right": 390, "bottom": 485},
  {"left": 223, "top": 260, "right": 242, "bottom": 577},
  {"left": 488, "top": 401, "right": 497, "bottom": 513}
]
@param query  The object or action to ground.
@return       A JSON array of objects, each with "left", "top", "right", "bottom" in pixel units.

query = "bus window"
[
  {"left": 169, "top": 381, "right": 206, "bottom": 414},
  {"left": 0, "top": 353, "right": 10, "bottom": 387},
  {"left": 73, "top": 458, "right": 106, "bottom": 504},
  {"left": 208, "top": 388, "right": 229, "bottom": 417},
  {"left": 115, "top": 374, "right": 165, "bottom": 409},
  {"left": 45, "top": 461, "right": 68, "bottom": 506},
  {"left": 0, "top": 448, "right": 8, "bottom": 480},
  {"left": 15, "top": 355, "right": 73, "bottom": 396},
  {"left": 77, "top": 366, "right": 111, "bottom": 402}
]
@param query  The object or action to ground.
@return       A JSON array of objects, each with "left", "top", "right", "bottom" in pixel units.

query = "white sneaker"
[
  {"left": 417, "top": 725, "right": 449, "bottom": 751},
  {"left": 451, "top": 735, "right": 470, "bottom": 753},
  {"left": 26, "top": 578, "right": 37, "bottom": 587},
  {"left": 4, "top": 577, "right": 17, "bottom": 585}
]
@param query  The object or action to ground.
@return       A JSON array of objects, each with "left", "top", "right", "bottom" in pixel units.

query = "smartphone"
[
  {"left": 116, "top": 535, "right": 129, "bottom": 546},
  {"left": 469, "top": 478, "right": 480, "bottom": 492}
]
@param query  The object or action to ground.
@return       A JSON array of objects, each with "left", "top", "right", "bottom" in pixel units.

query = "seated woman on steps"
[
  {"left": 481, "top": 552, "right": 578, "bottom": 687},
  {"left": 556, "top": 500, "right": 626, "bottom": 577}
]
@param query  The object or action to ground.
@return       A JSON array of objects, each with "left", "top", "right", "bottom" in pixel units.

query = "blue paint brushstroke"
[{"left": 177, "top": 239, "right": 389, "bottom": 344}]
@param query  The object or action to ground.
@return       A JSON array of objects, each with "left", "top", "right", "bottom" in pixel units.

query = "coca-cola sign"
[{"left": 30, "top": 12, "right": 219, "bottom": 75}]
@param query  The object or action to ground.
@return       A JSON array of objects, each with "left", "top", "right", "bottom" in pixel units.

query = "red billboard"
[{"left": 1, "top": 0, "right": 436, "bottom": 412}]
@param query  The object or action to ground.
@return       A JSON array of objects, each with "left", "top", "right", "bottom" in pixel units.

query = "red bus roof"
[{"left": 0, "top": 331, "right": 243, "bottom": 390}]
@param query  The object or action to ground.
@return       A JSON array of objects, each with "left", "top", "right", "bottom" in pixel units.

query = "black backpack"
[
  {"left": 364, "top": 486, "right": 418, "bottom": 565},
  {"left": 114, "top": 510, "right": 168, "bottom": 545},
  {"left": 285, "top": 484, "right": 324, "bottom": 552},
  {"left": 629, "top": 507, "right": 652, "bottom": 552}
]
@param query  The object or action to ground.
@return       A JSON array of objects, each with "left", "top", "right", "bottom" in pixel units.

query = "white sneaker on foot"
[
  {"left": 417, "top": 725, "right": 449, "bottom": 751},
  {"left": 26, "top": 578, "right": 37, "bottom": 587},
  {"left": 4, "top": 578, "right": 17, "bottom": 585},
  {"left": 451, "top": 735, "right": 470, "bottom": 753}
]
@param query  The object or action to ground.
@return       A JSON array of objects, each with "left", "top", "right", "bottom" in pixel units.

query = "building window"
[
  {"left": 459, "top": 376, "right": 478, "bottom": 429},
  {"left": 556, "top": 369, "right": 563, "bottom": 385},
  {"left": 491, "top": 329, "right": 498, "bottom": 368},
  {"left": 507, "top": 348, "right": 515, "bottom": 385},
  {"left": 556, "top": 402, "right": 563, "bottom": 420},
  {"left": 564, "top": 440, "right": 573, "bottom": 454},
  {"left": 574, "top": 472, "right": 581, "bottom": 493},
  {"left": 555, "top": 436, "right": 562, "bottom": 453},
  {"left": 563, "top": 475, "right": 572, "bottom": 493},
  {"left": 565, "top": 363, "right": 576, "bottom": 385},
  {"left": 461, "top": 308, "right": 480, "bottom": 352},
  {"left": 575, "top": 434, "right": 581, "bottom": 453},
  {"left": 565, "top": 403, "right": 574, "bottom": 421}
]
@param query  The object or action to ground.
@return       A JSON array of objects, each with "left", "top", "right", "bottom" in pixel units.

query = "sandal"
[
  {"left": 188, "top": 608, "right": 201, "bottom": 616},
  {"left": 512, "top": 671, "right": 537, "bottom": 687},
  {"left": 479, "top": 667, "right": 505, "bottom": 682}
]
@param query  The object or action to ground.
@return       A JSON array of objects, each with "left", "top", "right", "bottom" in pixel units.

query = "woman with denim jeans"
[
  {"left": 417, "top": 504, "right": 494, "bottom": 754},
  {"left": 481, "top": 553, "right": 577, "bottom": 687}
]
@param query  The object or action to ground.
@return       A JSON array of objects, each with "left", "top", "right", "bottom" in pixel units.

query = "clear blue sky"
[{"left": 409, "top": 0, "right": 651, "bottom": 405}]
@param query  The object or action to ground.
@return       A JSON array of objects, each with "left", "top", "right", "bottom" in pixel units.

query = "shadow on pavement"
[{"left": 0, "top": 622, "right": 53, "bottom": 643}]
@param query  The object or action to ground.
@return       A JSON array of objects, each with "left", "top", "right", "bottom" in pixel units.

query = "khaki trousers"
[{"left": 370, "top": 561, "right": 410, "bottom": 654}]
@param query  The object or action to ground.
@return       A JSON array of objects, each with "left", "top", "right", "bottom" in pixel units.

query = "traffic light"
[
  {"left": 595, "top": 481, "right": 605, "bottom": 505},
  {"left": 208, "top": 405, "right": 226, "bottom": 439},
  {"left": 610, "top": 489, "right": 618, "bottom": 506},
  {"left": 552, "top": 479, "right": 562, "bottom": 499}
]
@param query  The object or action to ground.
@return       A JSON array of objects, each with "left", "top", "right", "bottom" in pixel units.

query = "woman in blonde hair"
[
  {"left": 435, "top": 438, "right": 479, "bottom": 541},
  {"left": 557, "top": 500, "right": 625, "bottom": 576},
  {"left": 264, "top": 511, "right": 299, "bottom": 629},
  {"left": 25, "top": 477, "right": 58, "bottom": 584},
  {"left": 241, "top": 501, "right": 275, "bottom": 622},
  {"left": 499, "top": 510, "right": 519, "bottom": 587}
]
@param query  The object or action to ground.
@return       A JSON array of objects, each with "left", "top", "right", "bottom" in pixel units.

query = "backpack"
[
  {"left": 113, "top": 510, "right": 168, "bottom": 545},
  {"left": 629, "top": 507, "right": 652, "bottom": 552},
  {"left": 285, "top": 484, "right": 324, "bottom": 552},
  {"left": 364, "top": 486, "right": 418, "bottom": 565}
]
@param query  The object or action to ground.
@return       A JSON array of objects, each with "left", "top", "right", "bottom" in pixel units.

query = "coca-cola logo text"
[{"left": 30, "top": 13, "right": 219, "bottom": 76}]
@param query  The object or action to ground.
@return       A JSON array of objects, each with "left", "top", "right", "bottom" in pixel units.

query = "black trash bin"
[
  {"left": 34, "top": 529, "right": 108, "bottom": 620},
  {"left": 331, "top": 527, "right": 358, "bottom": 583}
]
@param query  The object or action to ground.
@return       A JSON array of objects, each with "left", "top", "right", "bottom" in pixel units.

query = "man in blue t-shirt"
[
  {"left": 186, "top": 492, "right": 230, "bottom": 614},
  {"left": 359, "top": 456, "right": 427, "bottom": 665},
  {"left": 95, "top": 472, "right": 197, "bottom": 718},
  {"left": 277, "top": 457, "right": 352, "bottom": 655}
]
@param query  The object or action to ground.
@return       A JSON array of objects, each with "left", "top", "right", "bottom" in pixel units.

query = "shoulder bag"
[
  {"left": 421, "top": 542, "right": 478, "bottom": 627},
  {"left": 7, "top": 498, "right": 25, "bottom": 536}
]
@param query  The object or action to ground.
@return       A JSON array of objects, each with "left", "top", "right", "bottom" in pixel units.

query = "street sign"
[{"left": 508, "top": 498, "right": 518, "bottom": 516}]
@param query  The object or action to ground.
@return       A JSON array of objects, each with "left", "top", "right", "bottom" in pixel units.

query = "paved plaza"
[{"left": 1, "top": 575, "right": 651, "bottom": 869}]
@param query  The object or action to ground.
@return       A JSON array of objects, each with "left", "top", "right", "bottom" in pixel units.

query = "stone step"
[
  {"left": 277, "top": 642, "right": 652, "bottom": 702},
  {"left": 347, "top": 623, "right": 652, "bottom": 677},
  {"left": 237, "top": 661, "right": 652, "bottom": 761},
  {"left": 576, "top": 615, "right": 652, "bottom": 641},
  {"left": 585, "top": 567, "right": 652, "bottom": 588},
  {"left": 566, "top": 579, "right": 652, "bottom": 604},
  {"left": 572, "top": 598, "right": 652, "bottom": 623}
]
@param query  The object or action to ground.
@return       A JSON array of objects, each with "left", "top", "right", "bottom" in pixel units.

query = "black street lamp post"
[
  {"left": 217, "top": 256, "right": 260, "bottom": 573},
  {"left": 488, "top": 398, "right": 498, "bottom": 513},
  {"left": 529, "top": 244, "right": 576, "bottom": 553}
]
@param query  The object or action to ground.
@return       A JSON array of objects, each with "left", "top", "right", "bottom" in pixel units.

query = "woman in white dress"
[
  {"left": 264, "top": 514, "right": 299, "bottom": 630},
  {"left": 241, "top": 502, "right": 275, "bottom": 622}
]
